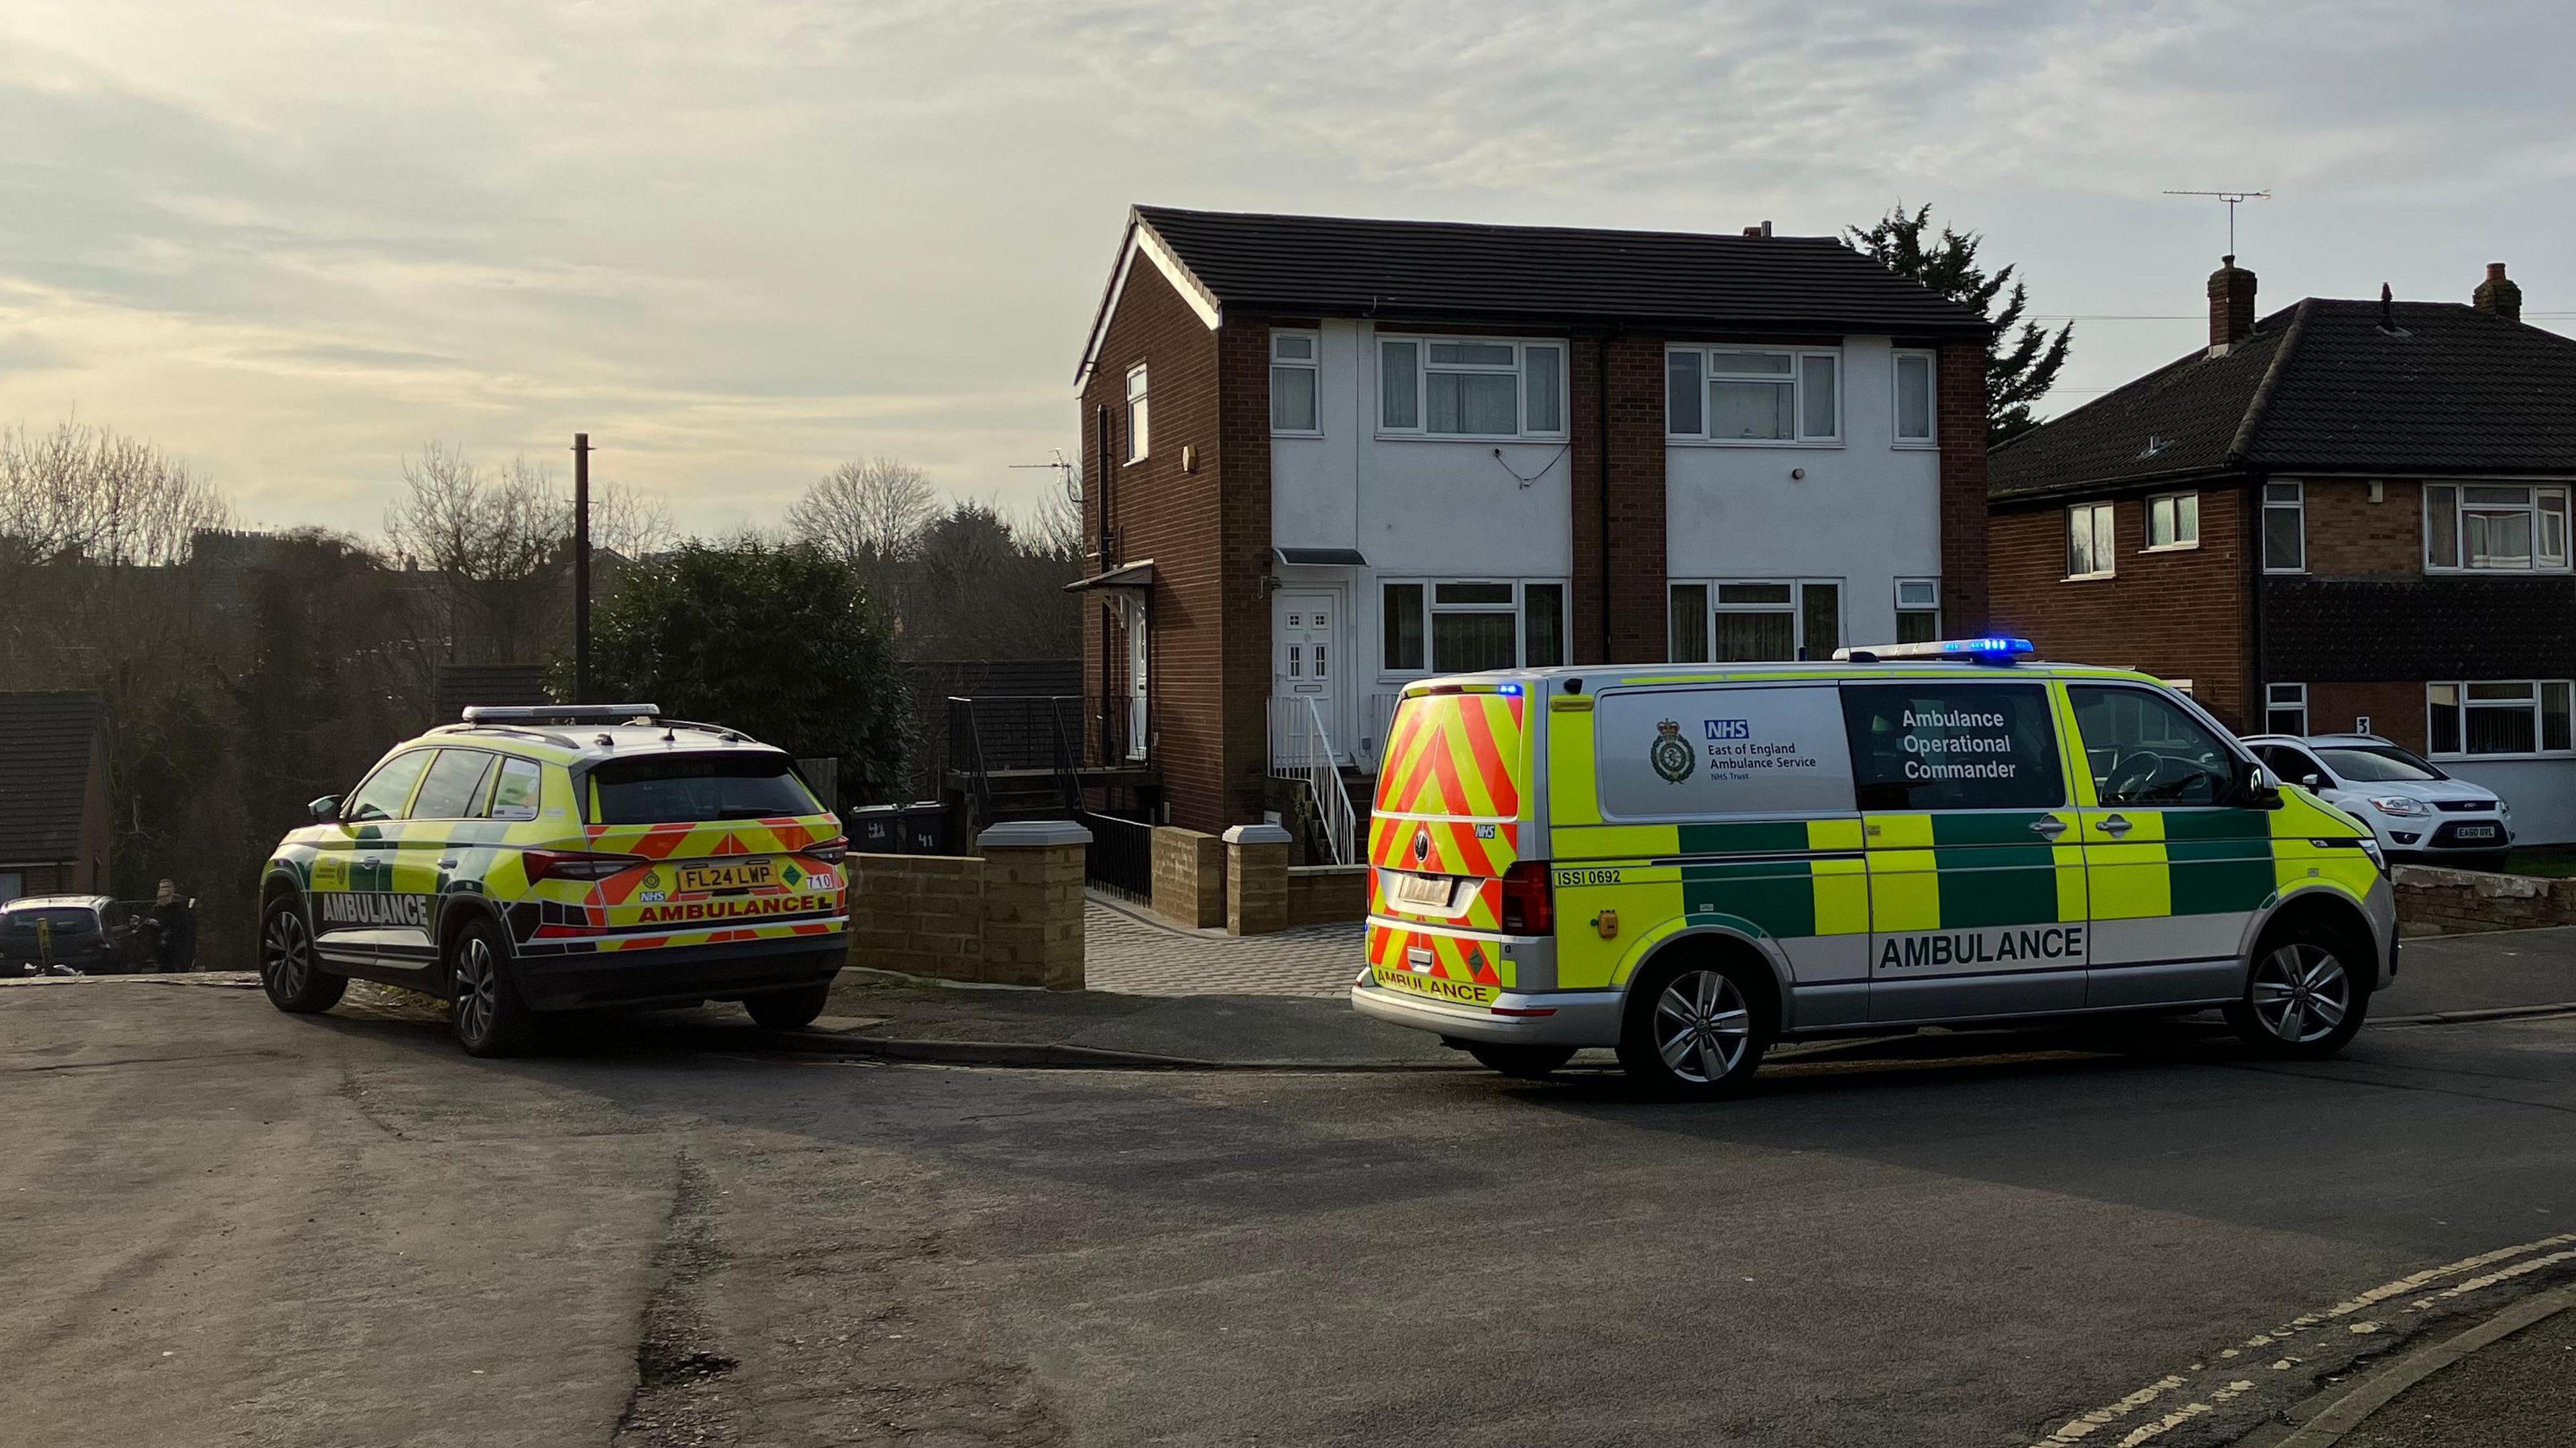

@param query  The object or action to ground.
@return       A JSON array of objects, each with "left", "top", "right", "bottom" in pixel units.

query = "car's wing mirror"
[
  {"left": 307, "top": 795, "right": 342, "bottom": 824},
  {"left": 2301, "top": 773, "right": 2324, "bottom": 791},
  {"left": 2235, "top": 757, "right": 2282, "bottom": 809}
]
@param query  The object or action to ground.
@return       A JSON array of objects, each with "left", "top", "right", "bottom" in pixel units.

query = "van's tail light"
[
  {"left": 522, "top": 849, "right": 649, "bottom": 883},
  {"left": 806, "top": 836, "right": 849, "bottom": 865},
  {"left": 1499, "top": 860, "right": 1554, "bottom": 934}
]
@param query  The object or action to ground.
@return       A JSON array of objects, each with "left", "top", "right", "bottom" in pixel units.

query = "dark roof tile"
[{"left": 0, "top": 691, "right": 104, "bottom": 862}]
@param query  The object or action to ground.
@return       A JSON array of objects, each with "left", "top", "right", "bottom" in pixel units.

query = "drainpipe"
[
  {"left": 1597, "top": 324, "right": 1616, "bottom": 663},
  {"left": 2245, "top": 472, "right": 2264, "bottom": 730}
]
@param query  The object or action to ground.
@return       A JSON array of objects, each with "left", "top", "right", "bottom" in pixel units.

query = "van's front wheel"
[
  {"left": 2226, "top": 920, "right": 2371, "bottom": 1059},
  {"left": 1617, "top": 956, "right": 1770, "bottom": 1099},
  {"left": 1465, "top": 1043, "right": 1576, "bottom": 1078}
]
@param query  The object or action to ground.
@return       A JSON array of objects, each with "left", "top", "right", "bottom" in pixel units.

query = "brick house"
[
  {"left": 1070, "top": 205, "right": 1992, "bottom": 842},
  {"left": 1989, "top": 258, "right": 2576, "bottom": 840},
  {"left": 0, "top": 691, "right": 111, "bottom": 902}
]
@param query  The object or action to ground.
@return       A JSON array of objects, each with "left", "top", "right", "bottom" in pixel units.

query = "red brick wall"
[
  {"left": 2302, "top": 681, "right": 2426, "bottom": 750},
  {"left": 1081, "top": 259, "right": 1228, "bottom": 831},
  {"left": 1937, "top": 341, "right": 1991, "bottom": 634},
  {"left": 1214, "top": 321, "right": 1275, "bottom": 825},
  {"left": 1989, "top": 486, "right": 2255, "bottom": 728},
  {"left": 2300, "top": 478, "right": 2422, "bottom": 577}
]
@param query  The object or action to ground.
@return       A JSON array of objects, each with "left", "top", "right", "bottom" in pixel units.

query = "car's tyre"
[
  {"left": 259, "top": 895, "right": 346, "bottom": 1014},
  {"left": 2225, "top": 917, "right": 2372, "bottom": 1059},
  {"left": 743, "top": 981, "right": 832, "bottom": 1032},
  {"left": 447, "top": 915, "right": 538, "bottom": 1058},
  {"left": 1615, "top": 954, "right": 1771, "bottom": 1099},
  {"left": 1465, "top": 1042, "right": 1577, "bottom": 1079}
]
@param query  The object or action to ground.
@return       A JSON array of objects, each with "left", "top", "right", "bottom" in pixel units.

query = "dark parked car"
[{"left": 0, "top": 895, "right": 155, "bottom": 976}]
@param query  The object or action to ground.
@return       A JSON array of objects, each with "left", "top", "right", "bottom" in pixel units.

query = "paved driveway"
[{"left": 1083, "top": 896, "right": 1360, "bottom": 998}]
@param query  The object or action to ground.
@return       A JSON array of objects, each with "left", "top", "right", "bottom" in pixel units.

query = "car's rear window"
[
  {"left": 1, "top": 909, "right": 100, "bottom": 934},
  {"left": 588, "top": 755, "right": 820, "bottom": 826}
]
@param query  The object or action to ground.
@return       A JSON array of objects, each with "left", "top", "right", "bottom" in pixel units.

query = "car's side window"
[
  {"left": 1839, "top": 683, "right": 2066, "bottom": 811},
  {"left": 2067, "top": 686, "right": 2239, "bottom": 807},
  {"left": 482, "top": 758, "right": 543, "bottom": 821},
  {"left": 343, "top": 750, "right": 433, "bottom": 823},
  {"left": 410, "top": 750, "right": 496, "bottom": 821}
]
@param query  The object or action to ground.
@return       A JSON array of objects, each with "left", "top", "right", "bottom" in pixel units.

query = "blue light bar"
[
  {"left": 1832, "top": 637, "right": 2035, "bottom": 665},
  {"left": 1497, "top": 682, "right": 1524, "bottom": 696}
]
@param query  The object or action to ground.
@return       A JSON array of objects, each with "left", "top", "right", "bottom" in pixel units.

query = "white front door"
[
  {"left": 1124, "top": 594, "right": 1149, "bottom": 761},
  {"left": 1273, "top": 590, "right": 1342, "bottom": 763}
]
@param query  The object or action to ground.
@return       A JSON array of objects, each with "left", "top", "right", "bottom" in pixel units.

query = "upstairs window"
[
  {"left": 1666, "top": 347, "right": 1841, "bottom": 443},
  {"left": 1377, "top": 337, "right": 1566, "bottom": 439},
  {"left": 2066, "top": 502, "right": 2116, "bottom": 579},
  {"left": 2426, "top": 483, "right": 2569, "bottom": 572},
  {"left": 1270, "top": 332, "right": 1319, "bottom": 434},
  {"left": 2145, "top": 492, "right": 2200, "bottom": 550},
  {"left": 1668, "top": 579, "right": 1841, "bottom": 662},
  {"left": 1893, "top": 351, "right": 1937, "bottom": 444},
  {"left": 2263, "top": 482, "right": 2305, "bottom": 572},
  {"left": 1124, "top": 364, "right": 1150, "bottom": 463}
]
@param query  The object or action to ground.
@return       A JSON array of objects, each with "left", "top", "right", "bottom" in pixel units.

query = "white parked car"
[{"left": 2242, "top": 733, "right": 2513, "bottom": 870}]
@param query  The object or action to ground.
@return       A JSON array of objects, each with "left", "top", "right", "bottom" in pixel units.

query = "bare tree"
[
  {"left": 384, "top": 443, "right": 558, "bottom": 583},
  {"left": 0, "top": 419, "right": 228, "bottom": 566},
  {"left": 786, "top": 458, "right": 936, "bottom": 569}
]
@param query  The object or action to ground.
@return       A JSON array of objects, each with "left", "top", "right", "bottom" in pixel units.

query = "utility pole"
[{"left": 572, "top": 432, "right": 592, "bottom": 704}]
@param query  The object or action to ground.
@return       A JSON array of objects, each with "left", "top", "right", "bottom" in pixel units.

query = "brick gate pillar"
[
  {"left": 1222, "top": 822, "right": 1293, "bottom": 936},
  {"left": 976, "top": 820, "right": 1091, "bottom": 990}
]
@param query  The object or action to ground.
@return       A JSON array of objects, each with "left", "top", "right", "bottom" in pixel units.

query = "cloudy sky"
[{"left": 3, "top": 0, "right": 2569, "bottom": 537}]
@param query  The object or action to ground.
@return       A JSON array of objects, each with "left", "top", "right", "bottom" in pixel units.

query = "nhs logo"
[{"left": 1703, "top": 719, "right": 1751, "bottom": 741}]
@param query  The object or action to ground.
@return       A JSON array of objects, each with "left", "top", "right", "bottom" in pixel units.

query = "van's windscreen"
[{"left": 588, "top": 757, "right": 819, "bottom": 825}]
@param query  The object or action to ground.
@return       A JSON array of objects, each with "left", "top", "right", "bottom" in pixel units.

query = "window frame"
[
  {"left": 1894, "top": 577, "right": 1941, "bottom": 645},
  {"left": 1375, "top": 335, "right": 1569, "bottom": 442},
  {"left": 2262, "top": 480, "right": 2306, "bottom": 573},
  {"left": 2426, "top": 679, "right": 2576, "bottom": 759},
  {"left": 1892, "top": 349, "right": 1938, "bottom": 447},
  {"left": 2265, "top": 681, "right": 2309, "bottom": 737},
  {"left": 2423, "top": 482, "right": 2573, "bottom": 574},
  {"left": 2144, "top": 491, "right": 2201, "bottom": 552},
  {"left": 343, "top": 749, "right": 434, "bottom": 824},
  {"left": 1123, "top": 363, "right": 1150, "bottom": 464},
  {"left": 1666, "top": 577, "right": 1844, "bottom": 663},
  {"left": 1664, "top": 344, "right": 1845, "bottom": 445},
  {"left": 2066, "top": 500, "right": 2117, "bottom": 580},
  {"left": 1377, "top": 577, "right": 1568, "bottom": 679},
  {"left": 1269, "top": 330, "right": 1321, "bottom": 437}
]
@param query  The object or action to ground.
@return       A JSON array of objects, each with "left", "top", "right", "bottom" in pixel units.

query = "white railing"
[
  {"left": 1269, "top": 694, "right": 1360, "bottom": 865},
  {"left": 1359, "top": 691, "right": 1403, "bottom": 769}
]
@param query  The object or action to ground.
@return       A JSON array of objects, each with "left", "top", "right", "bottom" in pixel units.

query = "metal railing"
[
  {"left": 1268, "top": 694, "right": 1360, "bottom": 865},
  {"left": 1082, "top": 810, "right": 1155, "bottom": 902},
  {"left": 1359, "top": 691, "right": 1404, "bottom": 771},
  {"left": 945, "top": 695, "right": 1085, "bottom": 827}
]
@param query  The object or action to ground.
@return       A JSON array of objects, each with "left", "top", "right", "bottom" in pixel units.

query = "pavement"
[{"left": 5, "top": 927, "right": 2575, "bottom": 1447}]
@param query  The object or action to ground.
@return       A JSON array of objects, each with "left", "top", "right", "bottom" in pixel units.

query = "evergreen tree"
[{"left": 1847, "top": 204, "right": 2073, "bottom": 445}]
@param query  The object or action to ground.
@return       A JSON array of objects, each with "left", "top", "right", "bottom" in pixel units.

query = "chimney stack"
[
  {"left": 2207, "top": 255, "right": 2257, "bottom": 354},
  {"left": 2473, "top": 262, "right": 2522, "bottom": 323}
]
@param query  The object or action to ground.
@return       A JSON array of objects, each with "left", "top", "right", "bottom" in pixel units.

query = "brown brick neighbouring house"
[{"left": 1989, "top": 258, "right": 2576, "bottom": 841}]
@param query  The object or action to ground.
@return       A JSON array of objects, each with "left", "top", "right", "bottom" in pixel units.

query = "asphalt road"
[{"left": 5, "top": 981, "right": 2573, "bottom": 1448}]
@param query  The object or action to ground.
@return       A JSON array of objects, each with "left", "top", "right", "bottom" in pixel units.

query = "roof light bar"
[
  {"left": 1832, "top": 638, "right": 2034, "bottom": 666},
  {"left": 460, "top": 704, "right": 661, "bottom": 724}
]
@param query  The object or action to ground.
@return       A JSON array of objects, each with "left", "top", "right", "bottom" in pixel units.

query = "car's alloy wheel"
[
  {"left": 1653, "top": 968, "right": 1752, "bottom": 1084},
  {"left": 2249, "top": 941, "right": 2350, "bottom": 1046},
  {"left": 453, "top": 935, "right": 500, "bottom": 1046},
  {"left": 263, "top": 909, "right": 311, "bottom": 997},
  {"left": 259, "top": 898, "right": 344, "bottom": 1013}
]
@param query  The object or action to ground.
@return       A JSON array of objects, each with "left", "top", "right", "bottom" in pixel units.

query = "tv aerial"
[
  {"left": 2163, "top": 189, "right": 2271, "bottom": 258},
  {"left": 1010, "top": 448, "right": 1077, "bottom": 505}
]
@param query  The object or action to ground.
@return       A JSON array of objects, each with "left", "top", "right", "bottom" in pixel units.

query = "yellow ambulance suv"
[
  {"left": 1352, "top": 639, "right": 2396, "bottom": 1098},
  {"left": 257, "top": 705, "right": 848, "bottom": 1056}
]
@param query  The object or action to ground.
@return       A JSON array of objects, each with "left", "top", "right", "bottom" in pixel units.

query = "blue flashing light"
[
  {"left": 1497, "top": 682, "right": 1524, "bottom": 696},
  {"left": 1832, "top": 637, "right": 2037, "bottom": 665}
]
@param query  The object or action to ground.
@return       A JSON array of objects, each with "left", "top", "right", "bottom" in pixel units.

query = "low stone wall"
[
  {"left": 843, "top": 821, "right": 1091, "bottom": 988},
  {"left": 848, "top": 852, "right": 984, "bottom": 979},
  {"left": 2392, "top": 865, "right": 2576, "bottom": 936},
  {"left": 1151, "top": 826, "right": 1225, "bottom": 929},
  {"left": 1287, "top": 864, "right": 1368, "bottom": 926}
]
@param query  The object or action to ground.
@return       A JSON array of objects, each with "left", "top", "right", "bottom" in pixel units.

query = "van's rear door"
[{"left": 1364, "top": 685, "right": 1533, "bottom": 1007}]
